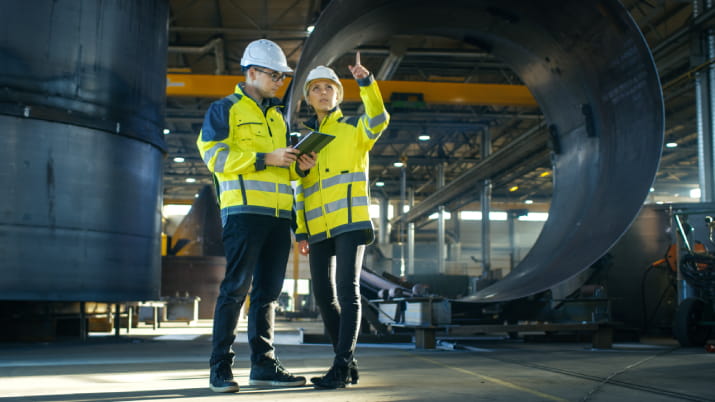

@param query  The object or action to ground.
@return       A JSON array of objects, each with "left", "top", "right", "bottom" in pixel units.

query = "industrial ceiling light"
[
  {"left": 665, "top": 142, "right": 678, "bottom": 148},
  {"left": 163, "top": 128, "right": 171, "bottom": 135},
  {"left": 185, "top": 177, "right": 196, "bottom": 183},
  {"left": 509, "top": 185, "right": 519, "bottom": 192},
  {"left": 393, "top": 162, "right": 404, "bottom": 167},
  {"left": 173, "top": 157, "right": 185, "bottom": 163},
  {"left": 375, "top": 181, "right": 385, "bottom": 187},
  {"left": 418, "top": 134, "right": 430, "bottom": 141}
]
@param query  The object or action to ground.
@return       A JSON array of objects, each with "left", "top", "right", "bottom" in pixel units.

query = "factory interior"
[{"left": 1, "top": 0, "right": 715, "bottom": 401}]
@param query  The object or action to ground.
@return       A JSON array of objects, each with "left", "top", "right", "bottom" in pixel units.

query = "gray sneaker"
[
  {"left": 249, "top": 358, "right": 306, "bottom": 387},
  {"left": 209, "top": 360, "right": 239, "bottom": 393}
]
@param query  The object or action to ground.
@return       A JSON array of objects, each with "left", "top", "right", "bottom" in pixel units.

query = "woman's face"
[{"left": 307, "top": 79, "right": 339, "bottom": 113}]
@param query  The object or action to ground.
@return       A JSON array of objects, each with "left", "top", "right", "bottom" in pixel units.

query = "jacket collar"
[
  {"left": 235, "top": 83, "right": 283, "bottom": 110},
  {"left": 304, "top": 106, "right": 342, "bottom": 130}
]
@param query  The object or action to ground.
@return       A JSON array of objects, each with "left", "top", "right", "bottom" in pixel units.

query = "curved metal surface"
[
  {"left": 0, "top": 0, "right": 168, "bottom": 149},
  {"left": 0, "top": 0, "right": 168, "bottom": 301},
  {"left": 288, "top": 0, "right": 664, "bottom": 302}
]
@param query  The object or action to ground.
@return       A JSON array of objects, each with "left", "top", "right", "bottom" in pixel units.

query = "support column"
[
  {"left": 695, "top": 0, "right": 715, "bottom": 202},
  {"left": 378, "top": 196, "right": 389, "bottom": 245},
  {"left": 399, "top": 166, "right": 407, "bottom": 276},
  {"left": 407, "top": 187, "right": 415, "bottom": 275},
  {"left": 437, "top": 164, "right": 446, "bottom": 273},
  {"left": 480, "top": 129, "right": 492, "bottom": 278}
]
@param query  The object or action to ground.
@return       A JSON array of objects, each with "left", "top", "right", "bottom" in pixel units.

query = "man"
[{"left": 196, "top": 38, "right": 316, "bottom": 393}]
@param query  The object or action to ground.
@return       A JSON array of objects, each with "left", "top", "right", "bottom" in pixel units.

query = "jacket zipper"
[{"left": 347, "top": 183, "right": 353, "bottom": 223}]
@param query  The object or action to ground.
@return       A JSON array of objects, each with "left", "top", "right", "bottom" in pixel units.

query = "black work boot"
[
  {"left": 311, "top": 364, "right": 352, "bottom": 389},
  {"left": 311, "top": 359, "right": 359, "bottom": 386},
  {"left": 249, "top": 358, "right": 306, "bottom": 387},
  {"left": 209, "top": 360, "right": 239, "bottom": 393}
]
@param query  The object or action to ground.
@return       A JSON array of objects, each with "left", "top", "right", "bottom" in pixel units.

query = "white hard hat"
[
  {"left": 240, "top": 39, "right": 293, "bottom": 73},
  {"left": 304, "top": 65, "right": 343, "bottom": 103}
]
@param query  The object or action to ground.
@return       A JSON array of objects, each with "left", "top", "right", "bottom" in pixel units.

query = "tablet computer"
[{"left": 294, "top": 131, "right": 335, "bottom": 155}]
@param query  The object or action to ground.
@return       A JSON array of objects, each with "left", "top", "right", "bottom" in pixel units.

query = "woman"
[{"left": 295, "top": 52, "right": 389, "bottom": 389}]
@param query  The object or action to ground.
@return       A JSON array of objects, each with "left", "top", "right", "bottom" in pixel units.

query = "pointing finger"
[{"left": 356, "top": 51, "right": 361, "bottom": 66}]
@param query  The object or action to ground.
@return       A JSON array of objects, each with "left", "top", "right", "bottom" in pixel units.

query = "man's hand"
[
  {"left": 298, "top": 240, "right": 310, "bottom": 256},
  {"left": 348, "top": 51, "right": 369, "bottom": 80},
  {"left": 265, "top": 147, "right": 299, "bottom": 167},
  {"left": 297, "top": 151, "right": 317, "bottom": 171}
]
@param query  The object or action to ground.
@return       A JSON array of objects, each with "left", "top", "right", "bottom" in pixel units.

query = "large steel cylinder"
[
  {"left": 291, "top": 0, "right": 664, "bottom": 302},
  {"left": 0, "top": 1, "right": 168, "bottom": 301}
]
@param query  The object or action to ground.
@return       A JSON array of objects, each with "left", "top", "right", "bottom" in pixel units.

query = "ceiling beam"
[
  {"left": 390, "top": 123, "right": 548, "bottom": 225},
  {"left": 166, "top": 74, "right": 537, "bottom": 106}
]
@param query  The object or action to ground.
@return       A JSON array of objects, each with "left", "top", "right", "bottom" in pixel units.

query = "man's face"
[{"left": 251, "top": 66, "right": 287, "bottom": 98}]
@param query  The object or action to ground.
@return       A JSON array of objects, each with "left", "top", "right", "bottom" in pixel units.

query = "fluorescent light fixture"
[
  {"left": 185, "top": 177, "right": 196, "bottom": 183},
  {"left": 519, "top": 212, "right": 549, "bottom": 221},
  {"left": 306, "top": 25, "right": 315, "bottom": 33},
  {"left": 690, "top": 188, "right": 701, "bottom": 199},
  {"left": 369, "top": 203, "right": 394, "bottom": 219},
  {"left": 375, "top": 181, "right": 385, "bottom": 187},
  {"left": 393, "top": 162, "right": 404, "bottom": 167},
  {"left": 524, "top": 199, "right": 534, "bottom": 204},
  {"left": 173, "top": 157, "right": 185, "bottom": 163},
  {"left": 163, "top": 204, "right": 191, "bottom": 216},
  {"left": 460, "top": 211, "right": 546, "bottom": 221},
  {"left": 460, "top": 211, "right": 480, "bottom": 220},
  {"left": 428, "top": 211, "right": 452, "bottom": 219},
  {"left": 649, "top": 187, "right": 655, "bottom": 192},
  {"left": 665, "top": 142, "right": 678, "bottom": 148},
  {"left": 418, "top": 135, "right": 430, "bottom": 141},
  {"left": 163, "top": 128, "right": 171, "bottom": 135}
]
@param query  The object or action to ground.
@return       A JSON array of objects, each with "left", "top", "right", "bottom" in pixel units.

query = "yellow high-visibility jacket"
[
  {"left": 295, "top": 76, "right": 389, "bottom": 243},
  {"left": 196, "top": 83, "right": 300, "bottom": 226}
]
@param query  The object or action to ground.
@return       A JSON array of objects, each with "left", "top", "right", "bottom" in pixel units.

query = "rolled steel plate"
[
  {"left": 0, "top": 116, "right": 163, "bottom": 301},
  {"left": 288, "top": 0, "right": 664, "bottom": 302},
  {"left": 0, "top": 0, "right": 168, "bottom": 149},
  {"left": 0, "top": 0, "right": 167, "bottom": 302}
]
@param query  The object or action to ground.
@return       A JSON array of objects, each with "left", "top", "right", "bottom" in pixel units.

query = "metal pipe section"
[
  {"left": 168, "top": 38, "right": 226, "bottom": 75},
  {"left": 0, "top": 1, "right": 168, "bottom": 301},
  {"left": 289, "top": 0, "right": 664, "bottom": 302}
]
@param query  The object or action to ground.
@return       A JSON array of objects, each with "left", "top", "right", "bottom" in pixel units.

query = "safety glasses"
[{"left": 253, "top": 67, "right": 287, "bottom": 82}]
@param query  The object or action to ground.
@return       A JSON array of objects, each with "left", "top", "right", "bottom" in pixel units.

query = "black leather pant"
[
  {"left": 309, "top": 230, "right": 366, "bottom": 367},
  {"left": 210, "top": 214, "right": 291, "bottom": 366}
]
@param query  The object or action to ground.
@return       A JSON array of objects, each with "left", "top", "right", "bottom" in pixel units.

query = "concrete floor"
[{"left": 0, "top": 319, "right": 713, "bottom": 402}]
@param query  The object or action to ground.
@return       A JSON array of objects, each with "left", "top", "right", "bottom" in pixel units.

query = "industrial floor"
[{"left": 0, "top": 319, "right": 713, "bottom": 402}]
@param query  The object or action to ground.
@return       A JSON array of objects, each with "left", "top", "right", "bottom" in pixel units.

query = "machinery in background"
[
  {"left": 669, "top": 205, "right": 715, "bottom": 347},
  {"left": 366, "top": 204, "right": 715, "bottom": 349},
  {"left": 161, "top": 185, "right": 225, "bottom": 322}
]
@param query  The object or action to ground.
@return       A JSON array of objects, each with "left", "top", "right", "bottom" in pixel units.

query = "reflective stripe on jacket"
[
  {"left": 295, "top": 76, "right": 389, "bottom": 243},
  {"left": 196, "top": 84, "right": 298, "bottom": 225}
]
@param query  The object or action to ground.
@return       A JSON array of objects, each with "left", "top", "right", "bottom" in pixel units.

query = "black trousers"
[
  {"left": 309, "top": 230, "right": 367, "bottom": 367},
  {"left": 210, "top": 214, "right": 291, "bottom": 366}
]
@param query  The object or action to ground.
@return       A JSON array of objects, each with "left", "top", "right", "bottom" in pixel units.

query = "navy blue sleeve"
[{"left": 201, "top": 98, "right": 232, "bottom": 142}]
